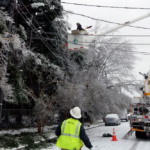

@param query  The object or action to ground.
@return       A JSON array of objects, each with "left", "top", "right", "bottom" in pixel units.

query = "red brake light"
[{"left": 145, "top": 116, "right": 148, "bottom": 118}]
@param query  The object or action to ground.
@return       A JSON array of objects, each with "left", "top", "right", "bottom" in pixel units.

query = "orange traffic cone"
[{"left": 111, "top": 128, "right": 118, "bottom": 141}]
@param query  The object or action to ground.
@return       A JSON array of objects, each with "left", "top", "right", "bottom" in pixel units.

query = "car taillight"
[{"left": 145, "top": 116, "right": 148, "bottom": 118}]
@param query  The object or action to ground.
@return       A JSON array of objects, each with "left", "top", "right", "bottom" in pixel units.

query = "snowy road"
[
  {"left": 49, "top": 122, "right": 150, "bottom": 150},
  {"left": 82, "top": 122, "right": 150, "bottom": 150}
]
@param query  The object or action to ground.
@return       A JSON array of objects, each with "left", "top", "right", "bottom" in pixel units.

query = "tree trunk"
[{"left": 37, "top": 120, "right": 42, "bottom": 134}]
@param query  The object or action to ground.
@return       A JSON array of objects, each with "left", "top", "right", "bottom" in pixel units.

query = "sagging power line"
[
  {"left": 62, "top": 1, "right": 150, "bottom": 10},
  {"left": 41, "top": 32, "right": 150, "bottom": 37},
  {"left": 63, "top": 10, "right": 150, "bottom": 31}
]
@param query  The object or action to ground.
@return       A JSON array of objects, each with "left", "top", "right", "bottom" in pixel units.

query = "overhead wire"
[
  {"left": 39, "top": 6, "right": 70, "bottom": 64},
  {"left": 52, "top": 8, "right": 68, "bottom": 40},
  {"left": 53, "top": 9, "right": 67, "bottom": 33},
  {"left": 25, "top": 33, "right": 150, "bottom": 46},
  {"left": 63, "top": 10, "right": 150, "bottom": 31},
  {"left": 43, "top": 32, "right": 150, "bottom": 37},
  {"left": 43, "top": 12, "right": 63, "bottom": 47},
  {"left": 19, "top": 0, "right": 59, "bottom": 53},
  {"left": 18, "top": 1, "right": 150, "bottom": 49},
  {"left": 68, "top": 41, "right": 150, "bottom": 45},
  {"left": 17, "top": 1, "right": 150, "bottom": 56},
  {"left": 67, "top": 41, "right": 150, "bottom": 55},
  {"left": 41, "top": 5, "right": 68, "bottom": 50},
  {"left": 18, "top": 11, "right": 55, "bottom": 55},
  {"left": 25, "top": 35, "right": 150, "bottom": 46},
  {"left": 62, "top": 2, "right": 150, "bottom": 10},
  {"left": 17, "top": 13, "right": 54, "bottom": 53}
]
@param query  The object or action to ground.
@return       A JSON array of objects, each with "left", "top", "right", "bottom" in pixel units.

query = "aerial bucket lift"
[
  {"left": 68, "top": 12, "right": 150, "bottom": 51},
  {"left": 68, "top": 30, "right": 90, "bottom": 51}
]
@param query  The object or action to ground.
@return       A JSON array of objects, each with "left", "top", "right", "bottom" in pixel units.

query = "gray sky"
[{"left": 62, "top": 0, "right": 150, "bottom": 97}]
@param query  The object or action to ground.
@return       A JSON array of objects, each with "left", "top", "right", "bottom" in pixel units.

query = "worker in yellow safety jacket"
[{"left": 55, "top": 106, "right": 93, "bottom": 150}]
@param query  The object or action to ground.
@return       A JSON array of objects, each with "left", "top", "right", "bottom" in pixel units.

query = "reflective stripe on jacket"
[{"left": 56, "top": 118, "right": 84, "bottom": 150}]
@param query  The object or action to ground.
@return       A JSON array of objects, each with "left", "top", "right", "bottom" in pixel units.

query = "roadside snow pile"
[{"left": 0, "top": 125, "right": 57, "bottom": 136}]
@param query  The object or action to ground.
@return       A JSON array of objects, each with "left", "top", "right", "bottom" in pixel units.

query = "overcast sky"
[{"left": 62, "top": 0, "right": 150, "bottom": 97}]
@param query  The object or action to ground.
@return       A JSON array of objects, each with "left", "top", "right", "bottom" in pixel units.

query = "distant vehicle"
[
  {"left": 105, "top": 114, "right": 121, "bottom": 126},
  {"left": 120, "top": 109, "right": 128, "bottom": 122},
  {"left": 127, "top": 113, "right": 131, "bottom": 120}
]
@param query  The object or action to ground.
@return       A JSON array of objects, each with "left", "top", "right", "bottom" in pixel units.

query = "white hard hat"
[
  {"left": 70, "top": 107, "right": 82, "bottom": 119},
  {"left": 76, "top": 22, "right": 80, "bottom": 24}
]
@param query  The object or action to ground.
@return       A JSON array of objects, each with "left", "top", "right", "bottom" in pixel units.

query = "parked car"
[
  {"left": 105, "top": 114, "right": 121, "bottom": 126},
  {"left": 120, "top": 109, "right": 128, "bottom": 122}
]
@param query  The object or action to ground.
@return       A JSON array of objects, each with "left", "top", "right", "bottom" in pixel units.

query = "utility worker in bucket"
[
  {"left": 55, "top": 106, "right": 93, "bottom": 150},
  {"left": 76, "top": 23, "right": 83, "bottom": 31}
]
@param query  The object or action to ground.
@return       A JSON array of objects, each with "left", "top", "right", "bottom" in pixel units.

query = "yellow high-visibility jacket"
[{"left": 56, "top": 118, "right": 84, "bottom": 150}]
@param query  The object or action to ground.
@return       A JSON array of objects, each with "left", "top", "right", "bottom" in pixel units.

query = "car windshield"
[{"left": 106, "top": 114, "right": 118, "bottom": 118}]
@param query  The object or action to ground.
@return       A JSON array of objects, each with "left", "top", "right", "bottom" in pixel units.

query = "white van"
[{"left": 120, "top": 109, "right": 128, "bottom": 122}]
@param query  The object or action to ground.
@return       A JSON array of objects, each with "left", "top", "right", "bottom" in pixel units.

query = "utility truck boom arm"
[
  {"left": 96, "top": 12, "right": 150, "bottom": 35},
  {"left": 68, "top": 12, "right": 150, "bottom": 51}
]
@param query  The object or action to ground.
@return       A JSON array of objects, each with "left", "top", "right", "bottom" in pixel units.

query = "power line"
[
  {"left": 43, "top": 12, "right": 63, "bottom": 47},
  {"left": 63, "top": 10, "right": 150, "bottom": 31},
  {"left": 42, "top": 7, "right": 68, "bottom": 51},
  {"left": 19, "top": 1, "right": 54, "bottom": 46},
  {"left": 43, "top": 12, "right": 63, "bottom": 49},
  {"left": 67, "top": 41, "right": 150, "bottom": 55},
  {"left": 27, "top": 34, "right": 150, "bottom": 55},
  {"left": 29, "top": 37, "right": 150, "bottom": 46},
  {"left": 26, "top": 33, "right": 150, "bottom": 53},
  {"left": 68, "top": 46, "right": 150, "bottom": 56},
  {"left": 44, "top": 32, "right": 150, "bottom": 37},
  {"left": 68, "top": 41, "right": 150, "bottom": 45},
  {"left": 62, "top": 2, "right": 150, "bottom": 10},
  {"left": 17, "top": 6, "right": 57, "bottom": 57},
  {"left": 19, "top": 0, "right": 59, "bottom": 55}
]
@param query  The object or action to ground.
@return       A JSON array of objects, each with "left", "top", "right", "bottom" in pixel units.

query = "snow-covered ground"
[{"left": 49, "top": 122, "right": 150, "bottom": 150}]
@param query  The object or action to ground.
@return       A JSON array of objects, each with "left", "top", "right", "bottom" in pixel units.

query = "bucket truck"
[
  {"left": 68, "top": 11, "right": 150, "bottom": 138},
  {"left": 68, "top": 12, "right": 150, "bottom": 51},
  {"left": 122, "top": 70, "right": 150, "bottom": 139}
]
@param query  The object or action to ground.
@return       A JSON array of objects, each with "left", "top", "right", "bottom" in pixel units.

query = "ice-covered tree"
[
  {"left": 0, "top": 0, "right": 69, "bottom": 132},
  {"left": 54, "top": 22, "right": 138, "bottom": 122}
]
